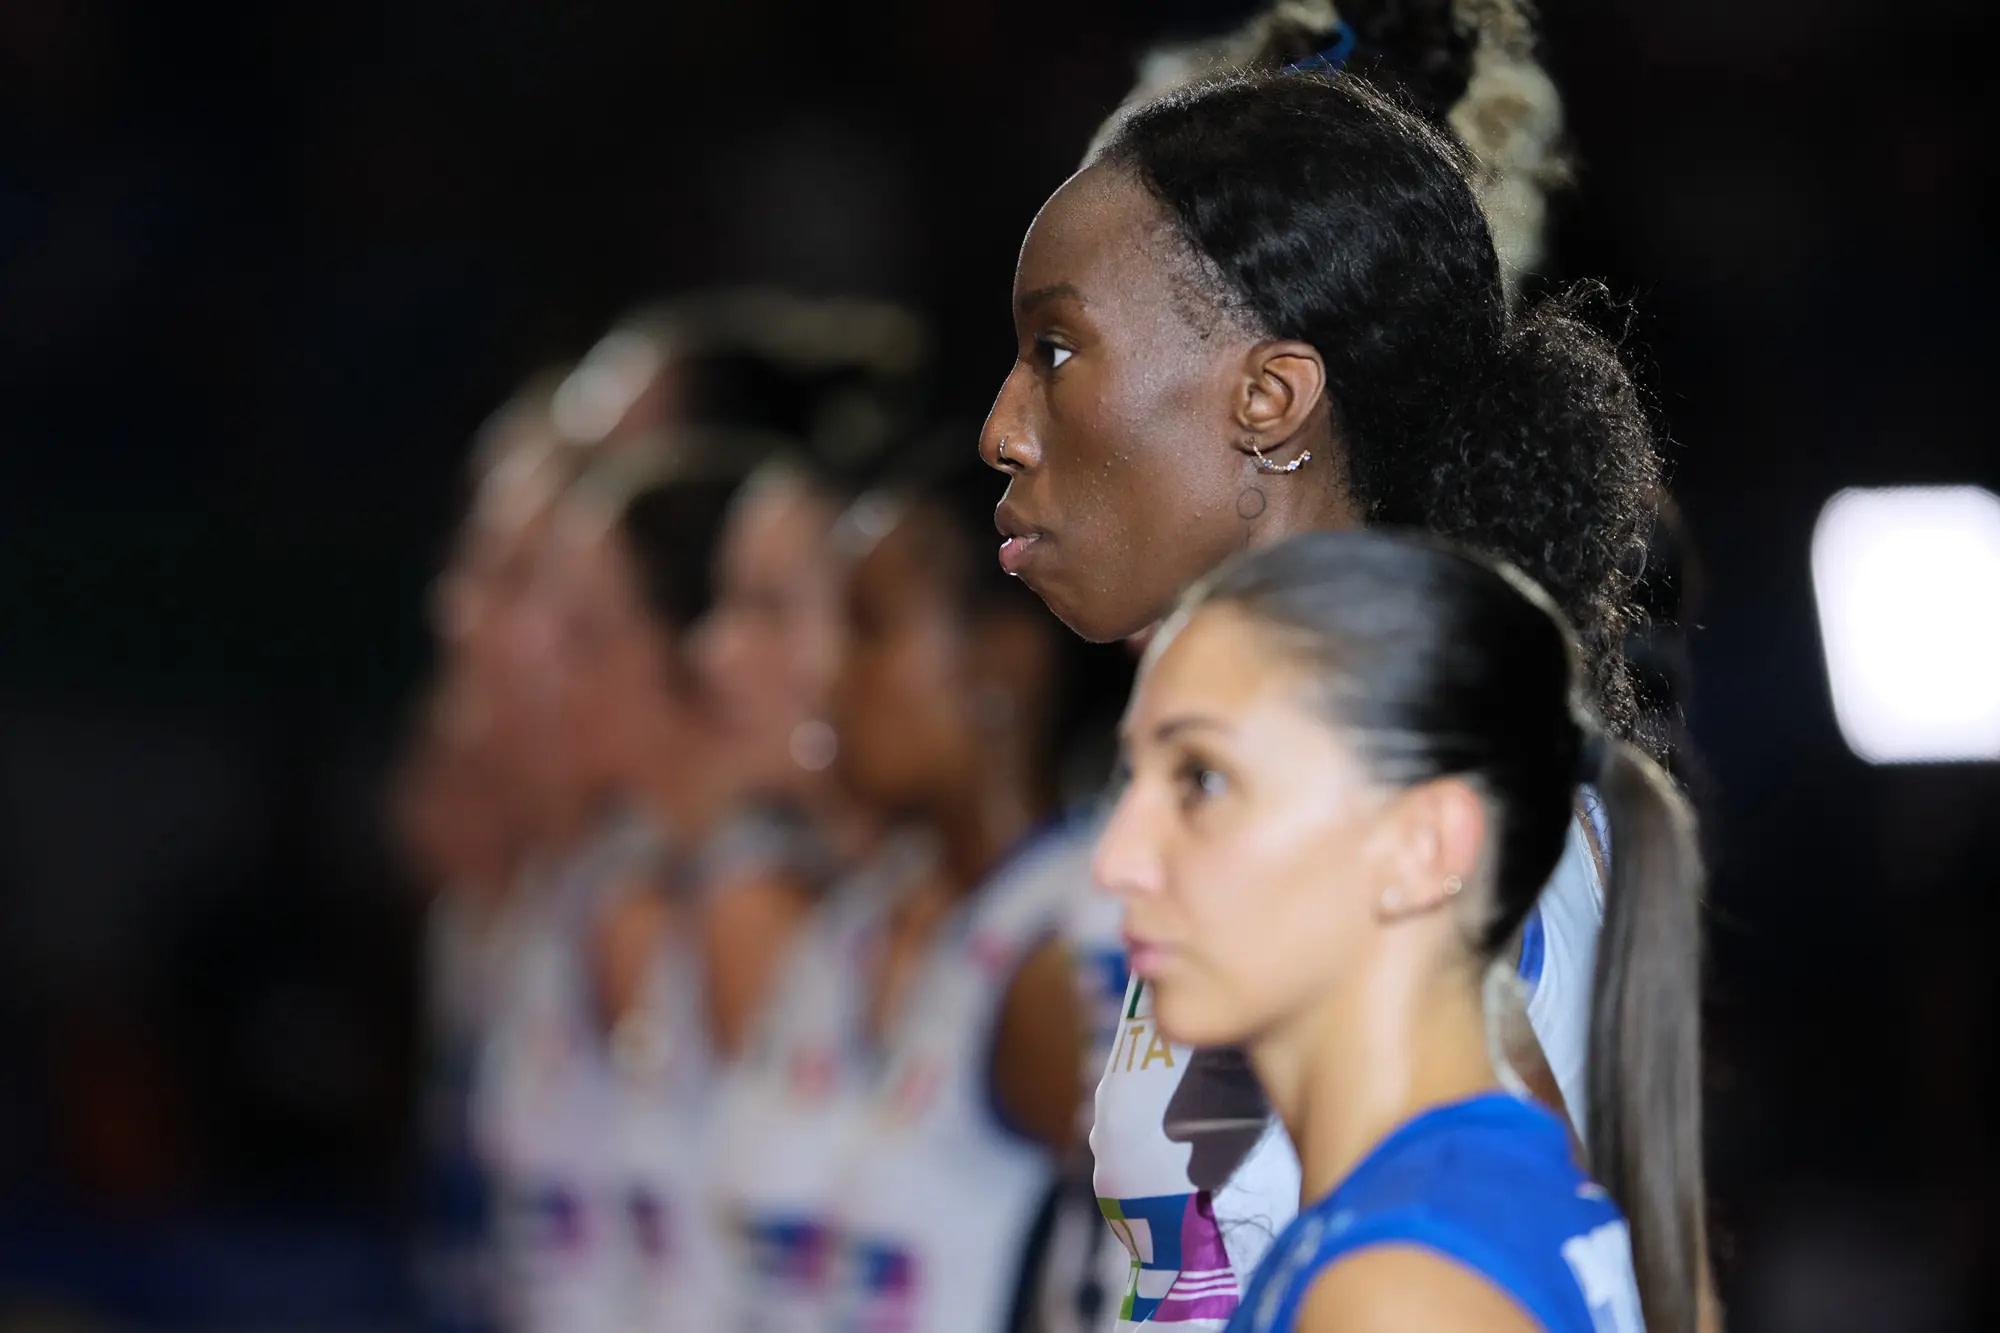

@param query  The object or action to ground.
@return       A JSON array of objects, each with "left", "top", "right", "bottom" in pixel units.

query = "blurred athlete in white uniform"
[
  {"left": 393, "top": 679, "right": 523, "bottom": 1333},
  {"left": 697, "top": 454, "right": 892, "bottom": 1333},
  {"left": 815, "top": 455, "right": 1093, "bottom": 1333},
  {"left": 666, "top": 295, "right": 943, "bottom": 1333},
  {"left": 438, "top": 291, "right": 930, "bottom": 1333},
  {"left": 396, "top": 371, "right": 578, "bottom": 1333},
  {"left": 475, "top": 442, "right": 759, "bottom": 1333}
]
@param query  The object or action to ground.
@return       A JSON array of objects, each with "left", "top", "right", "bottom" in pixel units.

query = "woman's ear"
[
  {"left": 1379, "top": 777, "right": 1488, "bottom": 919},
  {"left": 1233, "top": 338, "right": 1328, "bottom": 453}
]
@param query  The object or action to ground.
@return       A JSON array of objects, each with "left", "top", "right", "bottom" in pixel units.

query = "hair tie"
[
  {"left": 1283, "top": 22, "right": 1359, "bottom": 77},
  {"left": 1574, "top": 729, "right": 1609, "bottom": 787}
]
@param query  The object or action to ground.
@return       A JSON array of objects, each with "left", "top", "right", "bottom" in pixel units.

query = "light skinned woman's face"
[{"left": 1095, "top": 605, "right": 1399, "bottom": 1049}]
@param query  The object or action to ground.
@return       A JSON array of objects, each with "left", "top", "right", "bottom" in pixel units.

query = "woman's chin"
[
  {"left": 1151, "top": 991, "right": 1244, "bottom": 1053},
  {"left": 1035, "top": 583, "right": 1154, "bottom": 646}
]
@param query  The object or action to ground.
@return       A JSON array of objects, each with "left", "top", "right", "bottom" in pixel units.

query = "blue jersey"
[{"left": 1227, "top": 1094, "right": 1643, "bottom": 1333}]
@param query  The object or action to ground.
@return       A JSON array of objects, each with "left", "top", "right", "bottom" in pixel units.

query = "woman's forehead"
[
  {"left": 1020, "top": 165, "right": 1234, "bottom": 350},
  {"left": 1020, "top": 165, "right": 1162, "bottom": 290},
  {"left": 1134, "top": 607, "right": 1270, "bottom": 726}
]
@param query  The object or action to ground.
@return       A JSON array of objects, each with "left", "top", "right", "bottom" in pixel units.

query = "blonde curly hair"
[{"left": 1085, "top": 0, "right": 1568, "bottom": 295}]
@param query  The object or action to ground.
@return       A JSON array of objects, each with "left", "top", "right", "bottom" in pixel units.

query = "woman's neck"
[
  {"left": 932, "top": 770, "right": 1046, "bottom": 901},
  {"left": 529, "top": 781, "right": 601, "bottom": 860},
  {"left": 627, "top": 715, "right": 728, "bottom": 847},
  {"left": 795, "top": 772, "right": 884, "bottom": 868},
  {"left": 1249, "top": 957, "right": 1501, "bottom": 1206}
]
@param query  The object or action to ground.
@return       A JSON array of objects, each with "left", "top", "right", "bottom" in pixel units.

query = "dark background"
[{"left": 1, "top": 0, "right": 1994, "bottom": 1328}]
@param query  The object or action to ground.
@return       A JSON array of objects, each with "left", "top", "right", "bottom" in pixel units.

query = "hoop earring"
[{"left": 1248, "top": 439, "right": 1310, "bottom": 475}]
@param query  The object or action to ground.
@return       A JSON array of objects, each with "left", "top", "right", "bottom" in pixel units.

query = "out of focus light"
[{"left": 1811, "top": 486, "right": 2000, "bottom": 764}]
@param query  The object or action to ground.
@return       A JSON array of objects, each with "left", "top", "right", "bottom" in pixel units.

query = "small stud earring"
[
  {"left": 1380, "top": 886, "right": 1404, "bottom": 912},
  {"left": 1443, "top": 874, "right": 1463, "bottom": 897}
]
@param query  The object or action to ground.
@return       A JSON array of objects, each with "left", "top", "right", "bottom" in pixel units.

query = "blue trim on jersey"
[
  {"left": 1225, "top": 1094, "right": 1638, "bottom": 1333},
  {"left": 1517, "top": 905, "right": 1546, "bottom": 988},
  {"left": 1581, "top": 785, "right": 1611, "bottom": 858},
  {"left": 1082, "top": 944, "right": 1131, "bottom": 1008}
]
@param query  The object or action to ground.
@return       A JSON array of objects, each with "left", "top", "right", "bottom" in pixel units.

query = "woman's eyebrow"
[{"left": 1018, "top": 282, "right": 1085, "bottom": 315}]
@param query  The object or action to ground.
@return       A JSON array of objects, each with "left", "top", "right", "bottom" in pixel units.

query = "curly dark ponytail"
[
  {"left": 1101, "top": 71, "right": 1660, "bottom": 743},
  {"left": 1352, "top": 286, "right": 1658, "bottom": 746}
]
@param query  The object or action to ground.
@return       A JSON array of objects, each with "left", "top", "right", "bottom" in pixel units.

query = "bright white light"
[{"left": 1811, "top": 486, "right": 2000, "bottom": 764}]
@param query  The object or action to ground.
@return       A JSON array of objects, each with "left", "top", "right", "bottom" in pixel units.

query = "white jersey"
[
  {"left": 475, "top": 812, "right": 716, "bottom": 1333},
  {"left": 1088, "top": 798, "right": 1610, "bottom": 1331},
  {"left": 415, "top": 891, "right": 515, "bottom": 1332},
  {"left": 1039, "top": 823, "right": 1141, "bottom": 1333},
  {"left": 824, "top": 821, "right": 1089, "bottom": 1333},
  {"left": 610, "top": 902, "right": 729, "bottom": 1333},
  {"left": 706, "top": 833, "right": 937, "bottom": 1333}
]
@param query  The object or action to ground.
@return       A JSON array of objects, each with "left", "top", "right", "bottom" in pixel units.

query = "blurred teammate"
[
  {"left": 816, "top": 454, "right": 1089, "bottom": 1333},
  {"left": 1099, "top": 530, "right": 1705, "bottom": 1333},
  {"left": 505, "top": 290, "right": 932, "bottom": 1333},
  {"left": 677, "top": 292, "right": 932, "bottom": 1064},
  {"left": 396, "top": 368, "right": 578, "bottom": 1333},
  {"left": 393, "top": 682, "right": 520, "bottom": 1333},
  {"left": 551, "top": 289, "right": 930, "bottom": 473},
  {"left": 693, "top": 456, "right": 876, "bottom": 1061},
  {"left": 700, "top": 449, "right": 950, "bottom": 1333},
  {"left": 475, "top": 450, "right": 747, "bottom": 1333}
]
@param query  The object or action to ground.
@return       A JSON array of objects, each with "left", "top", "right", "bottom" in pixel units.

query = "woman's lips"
[
  {"left": 998, "top": 531, "right": 1044, "bottom": 575},
  {"left": 1122, "top": 931, "right": 1173, "bottom": 977},
  {"left": 995, "top": 501, "right": 1047, "bottom": 576}
]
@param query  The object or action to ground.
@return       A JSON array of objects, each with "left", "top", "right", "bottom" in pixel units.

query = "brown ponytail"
[{"left": 1586, "top": 739, "right": 1710, "bottom": 1333}]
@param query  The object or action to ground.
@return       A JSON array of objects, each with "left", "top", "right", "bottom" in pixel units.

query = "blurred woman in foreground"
[{"left": 1100, "top": 530, "right": 1706, "bottom": 1333}]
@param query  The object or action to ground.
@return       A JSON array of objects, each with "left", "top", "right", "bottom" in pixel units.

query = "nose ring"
[{"left": 996, "top": 436, "right": 1011, "bottom": 466}]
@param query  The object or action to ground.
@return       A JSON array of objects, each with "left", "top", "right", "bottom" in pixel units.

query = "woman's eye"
[
  {"left": 1176, "top": 759, "right": 1227, "bottom": 805},
  {"left": 1033, "top": 336, "right": 1073, "bottom": 371}
]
